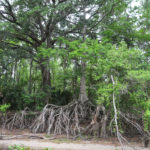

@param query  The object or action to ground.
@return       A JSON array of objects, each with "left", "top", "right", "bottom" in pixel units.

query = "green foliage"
[
  {"left": 22, "top": 91, "right": 47, "bottom": 110},
  {"left": 8, "top": 145, "right": 30, "bottom": 150},
  {"left": 0, "top": 0, "right": 150, "bottom": 136},
  {"left": 8, "top": 145, "right": 54, "bottom": 150},
  {"left": 0, "top": 79, "right": 24, "bottom": 110},
  {"left": 0, "top": 104, "right": 10, "bottom": 113},
  {"left": 143, "top": 99, "right": 150, "bottom": 130},
  {"left": 144, "top": 109, "right": 150, "bottom": 130},
  {"left": 44, "top": 148, "right": 53, "bottom": 150}
]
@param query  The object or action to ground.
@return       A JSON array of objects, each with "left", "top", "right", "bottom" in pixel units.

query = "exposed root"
[
  {"left": 120, "top": 111, "right": 150, "bottom": 148},
  {"left": 31, "top": 101, "right": 95, "bottom": 136},
  {"left": 1, "top": 98, "right": 148, "bottom": 146},
  {"left": 4, "top": 108, "right": 37, "bottom": 130},
  {"left": 120, "top": 112, "right": 144, "bottom": 135},
  {"left": 111, "top": 75, "right": 143, "bottom": 150},
  {"left": 81, "top": 105, "right": 108, "bottom": 138}
]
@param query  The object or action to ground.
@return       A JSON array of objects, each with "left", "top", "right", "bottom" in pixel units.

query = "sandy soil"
[
  {"left": 0, "top": 139, "right": 149, "bottom": 150},
  {"left": 0, "top": 128, "right": 149, "bottom": 150}
]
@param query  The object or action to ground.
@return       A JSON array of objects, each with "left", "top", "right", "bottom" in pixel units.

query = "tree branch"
[
  {"left": 0, "top": 0, "right": 42, "bottom": 46},
  {"left": 89, "top": 1, "right": 116, "bottom": 31}
]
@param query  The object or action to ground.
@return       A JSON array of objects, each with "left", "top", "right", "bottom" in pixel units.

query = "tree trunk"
[
  {"left": 40, "top": 61, "right": 51, "bottom": 104},
  {"left": 78, "top": 61, "right": 88, "bottom": 103},
  {"left": 72, "top": 59, "right": 78, "bottom": 100},
  {"left": 78, "top": 4, "right": 88, "bottom": 103},
  {"left": 83, "top": 105, "right": 105, "bottom": 136},
  {"left": 100, "top": 112, "right": 108, "bottom": 138},
  {"left": 13, "top": 60, "right": 17, "bottom": 81},
  {"left": 40, "top": 62, "right": 51, "bottom": 89},
  {"left": 29, "top": 59, "right": 33, "bottom": 94}
]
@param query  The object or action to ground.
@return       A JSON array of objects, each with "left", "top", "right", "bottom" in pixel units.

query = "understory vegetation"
[
  {"left": 8, "top": 144, "right": 52, "bottom": 150},
  {"left": 0, "top": 0, "right": 150, "bottom": 147}
]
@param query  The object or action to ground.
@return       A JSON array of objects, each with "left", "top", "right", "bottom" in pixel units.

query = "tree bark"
[
  {"left": 78, "top": 4, "right": 88, "bottom": 103},
  {"left": 40, "top": 61, "right": 51, "bottom": 104},
  {"left": 100, "top": 110, "right": 109, "bottom": 138},
  {"left": 40, "top": 62, "right": 51, "bottom": 89},
  {"left": 78, "top": 61, "right": 88, "bottom": 103},
  {"left": 72, "top": 60, "right": 78, "bottom": 100},
  {"left": 29, "top": 59, "right": 33, "bottom": 94}
]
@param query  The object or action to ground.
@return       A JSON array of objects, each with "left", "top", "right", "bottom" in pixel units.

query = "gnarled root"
[
  {"left": 4, "top": 107, "right": 34, "bottom": 129},
  {"left": 31, "top": 101, "right": 95, "bottom": 137}
]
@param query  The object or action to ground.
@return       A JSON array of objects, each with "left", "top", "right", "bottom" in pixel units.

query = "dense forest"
[{"left": 0, "top": 0, "right": 150, "bottom": 147}]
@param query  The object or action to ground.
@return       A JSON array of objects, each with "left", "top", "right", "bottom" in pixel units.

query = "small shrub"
[
  {"left": 0, "top": 104, "right": 10, "bottom": 113},
  {"left": 8, "top": 144, "right": 30, "bottom": 150},
  {"left": 44, "top": 148, "right": 53, "bottom": 150}
]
